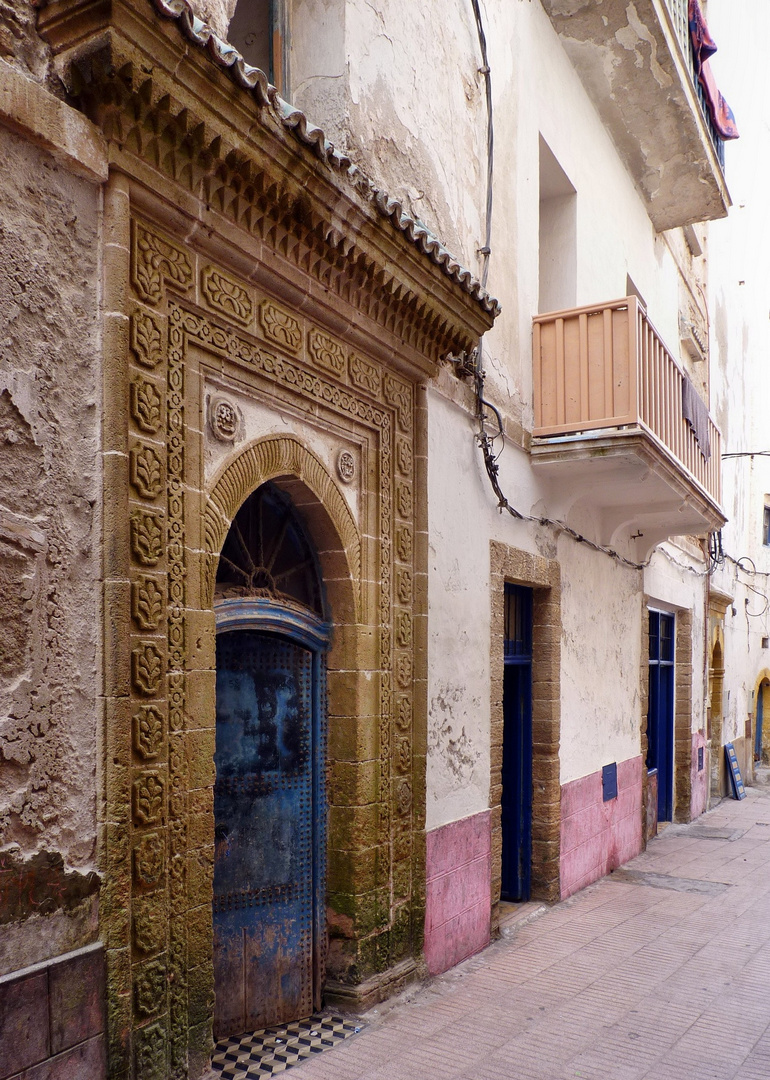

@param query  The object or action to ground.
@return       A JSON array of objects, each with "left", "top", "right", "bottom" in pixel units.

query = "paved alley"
[{"left": 293, "top": 787, "right": 770, "bottom": 1080}]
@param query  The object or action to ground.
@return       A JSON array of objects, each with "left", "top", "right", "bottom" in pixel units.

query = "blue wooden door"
[
  {"left": 501, "top": 584, "right": 533, "bottom": 902},
  {"left": 647, "top": 611, "right": 675, "bottom": 822},
  {"left": 755, "top": 684, "right": 765, "bottom": 761},
  {"left": 213, "top": 629, "right": 322, "bottom": 1036}
]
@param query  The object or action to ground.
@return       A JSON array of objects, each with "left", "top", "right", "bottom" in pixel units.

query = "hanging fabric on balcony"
[
  {"left": 688, "top": 0, "right": 739, "bottom": 140},
  {"left": 682, "top": 375, "right": 711, "bottom": 461}
]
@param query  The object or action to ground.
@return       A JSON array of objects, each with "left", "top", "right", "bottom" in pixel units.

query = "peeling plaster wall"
[
  {"left": 0, "top": 122, "right": 102, "bottom": 947},
  {"left": 559, "top": 545, "right": 642, "bottom": 785}
]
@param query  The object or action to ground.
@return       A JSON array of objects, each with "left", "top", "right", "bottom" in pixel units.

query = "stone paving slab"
[{"left": 291, "top": 786, "right": 770, "bottom": 1080}]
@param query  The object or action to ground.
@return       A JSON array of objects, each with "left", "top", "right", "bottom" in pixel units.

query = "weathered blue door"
[
  {"left": 755, "top": 683, "right": 765, "bottom": 761},
  {"left": 647, "top": 611, "right": 675, "bottom": 822},
  {"left": 213, "top": 629, "right": 322, "bottom": 1036},
  {"left": 501, "top": 584, "right": 533, "bottom": 902}
]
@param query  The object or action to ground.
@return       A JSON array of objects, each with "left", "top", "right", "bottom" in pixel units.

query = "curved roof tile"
[{"left": 148, "top": 0, "right": 500, "bottom": 316}]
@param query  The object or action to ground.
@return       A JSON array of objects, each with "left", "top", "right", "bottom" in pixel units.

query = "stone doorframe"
[
  {"left": 640, "top": 601, "right": 695, "bottom": 827},
  {"left": 707, "top": 589, "right": 731, "bottom": 801},
  {"left": 489, "top": 542, "right": 562, "bottom": 925},
  {"left": 102, "top": 199, "right": 437, "bottom": 1077},
  {"left": 37, "top": 3, "right": 496, "bottom": 1072},
  {"left": 752, "top": 670, "right": 770, "bottom": 765}
]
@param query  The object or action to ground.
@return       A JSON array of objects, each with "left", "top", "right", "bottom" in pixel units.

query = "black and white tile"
[{"left": 211, "top": 1014, "right": 364, "bottom": 1077}]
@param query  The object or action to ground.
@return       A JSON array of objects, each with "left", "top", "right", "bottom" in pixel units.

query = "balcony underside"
[
  {"left": 531, "top": 426, "right": 726, "bottom": 557},
  {"left": 540, "top": 0, "right": 730, "bottom": 231}
]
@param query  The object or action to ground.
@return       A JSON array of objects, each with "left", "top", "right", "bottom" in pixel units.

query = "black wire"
[{"left": 722, "top": 451, "right": 770, "bottom": 459}]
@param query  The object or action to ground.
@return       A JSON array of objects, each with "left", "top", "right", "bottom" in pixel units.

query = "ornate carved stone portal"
[{"left": 36, "top": 0, "right": 496, "bottom": 1076}]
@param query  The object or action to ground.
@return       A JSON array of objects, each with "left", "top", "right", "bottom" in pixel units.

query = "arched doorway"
[
  {"left": 755, "top": 678, "right": 770, "bottom": 764},
  {"left": 212, "top": 481, "right": 331, "bottom": 1038},
  {"left": 709, "top": 638, "right": 725, "bottom": 798}
]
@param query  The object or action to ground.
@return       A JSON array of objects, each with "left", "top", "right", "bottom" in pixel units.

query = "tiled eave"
[{"left": 36, "top": 0, "right": 499, "bottom": 359}]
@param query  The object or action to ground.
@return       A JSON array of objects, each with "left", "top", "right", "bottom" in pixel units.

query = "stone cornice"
[{"left": 37, "top": 0, "right": 498, "bottom": 369}]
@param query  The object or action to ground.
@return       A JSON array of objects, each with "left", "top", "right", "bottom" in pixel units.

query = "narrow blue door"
[
  {"left": 647, "top": 611, "right": 675, "bottom": 822},
  {"left": 755, "top": 684, "right": 764, "bottom": 761},
  {"left": 213, "top": 629, "right": 320, "bottom": 1036},
  {"left": 501, "top": 584, "right": 533, "bottom": 902}
]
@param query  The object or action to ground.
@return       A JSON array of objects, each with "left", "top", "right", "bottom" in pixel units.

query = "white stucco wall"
[{"left": 707, "top": 1, "right": 770, "bottom": 746}]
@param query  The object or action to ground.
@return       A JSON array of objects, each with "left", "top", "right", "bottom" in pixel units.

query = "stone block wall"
[{"left": 0, "top": 943, "right": 106, "bottom": 1080}]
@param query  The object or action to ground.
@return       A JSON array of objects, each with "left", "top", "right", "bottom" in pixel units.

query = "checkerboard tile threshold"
[{"left": 211, "top": 1013, "right": 365, "bottom": 1077}]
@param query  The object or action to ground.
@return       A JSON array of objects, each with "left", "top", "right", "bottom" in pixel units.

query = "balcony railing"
[
  {"left": 533, "top": 297, "right": 721, "bottom": 509},
  {"left": 666, "top": 0, "right": 725, "bottom": 167}
]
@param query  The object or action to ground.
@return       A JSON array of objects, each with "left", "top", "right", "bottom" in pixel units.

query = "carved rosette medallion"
[
  {"left": 337, "top": 449, "right": 356, "bottom": 484},
  {"left": 208, "top": 395, "right": 239, "bottom": 442}
]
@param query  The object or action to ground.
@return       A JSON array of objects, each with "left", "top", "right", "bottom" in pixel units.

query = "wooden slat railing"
[{"left": 533, "top": 296, "right": 722, "bottom": 506}]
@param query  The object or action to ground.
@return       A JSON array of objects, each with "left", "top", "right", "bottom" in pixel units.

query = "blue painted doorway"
[
  {"left": 212, "top": 483, "right": 329, "bottom": 1038},
  {"left": 755, "top": 682, "right": 767, "bottom": 762},
  {"left": 647, "top": 610, "right": 675, "bottom": 822},
  {"left": 501, "top": 583, "right": 534, "bottom": 902}
]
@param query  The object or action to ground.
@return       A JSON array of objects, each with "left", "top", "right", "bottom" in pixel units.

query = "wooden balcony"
[{"left": 532, "top": 297, "right": 725, "bottom": 551}]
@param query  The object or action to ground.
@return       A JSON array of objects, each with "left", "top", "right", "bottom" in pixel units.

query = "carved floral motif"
[
  {"left": 132, "top": 222, "right": 193, "bottom": 305},
  {"left": 384, "top": 373, "right": 412, "bottom": 432},
  {"left": 396, "top": 611, "right": 412, "bottom": 648},
  {"left": 134, "top": 832, "right": 165, "bottom": 888},
  {"left": 133, "top": 772, "right": 165, "bottom": 826},
  {"left": 135, "top": 1021, "right": 166, "bottom": 1080},
  {"left": 133, "top": 900, "right": 166, "bottom": 954},
  {"left": 308, "top": 327, "right": 345, "bottom": 377},
  {"left": 349, "top": 354, "right": 381, "bottom": 395},
  {"left": 397, "top": 735, "right": 411, "bottom": 773},
  {"left": 131, "top": 509, "right": 165, "bottom": 567},
  {"left": 396, "top": 481, "right": 413, "bottom": 519},
  {"left": 397, "top": 568, "right": 413, "bottom": 606},
  {"left": 396, "top": 654, "right": 412, "bottom": 688},
  {"left": 132, "top": 642, "right": 164, "bottom": 696},
  {"left": 131, "top": 309, "right": 164, "bottom": 369},
  {"left": 396, "top": 778, "right": 413, "bottom": 815},
  {"left": 396, "top": 525, "right": 412, "bottom": 563},
  {"left": 131, "top": 443, "right": 165, "bottom": 500},
  {"left": 131, "top": 378, "right": 163, "bottom": 433},
  {"left": 396, "top": 437, "right": 412, "bottom": 476},
  {"left": 202, "top": 265, "right": 253, "bottom": 325},
  {"left": 135, "top": 960, "right": 167, "bottom": 1017},
  {"left": 395, "top": 695, "right": 412, "bottom": 729},
  {"left": 259, "top": 300, "right": 302, "bottom": 352},
  {"left": 132, "top": 575, "right": 164, "bottom": 631},
  {"left": 133, "top": 705, "right": 165, "bottom": 760}
]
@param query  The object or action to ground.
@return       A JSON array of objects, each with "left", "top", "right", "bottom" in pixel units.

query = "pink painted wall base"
[
  {"left": 424, "top": 811, "right": 491, "bottom": 976},
  {"left": 560, "top": 756, "right": 643, "bottom": 899}
]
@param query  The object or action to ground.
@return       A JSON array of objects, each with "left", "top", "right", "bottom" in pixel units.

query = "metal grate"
[{"left": 504, "top": 584, "right": 533, "bottom": 662}]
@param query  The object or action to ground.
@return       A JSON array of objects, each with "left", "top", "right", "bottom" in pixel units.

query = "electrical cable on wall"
[{"left": 464, "top": 0, "right": 766, "bottom": 593}]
